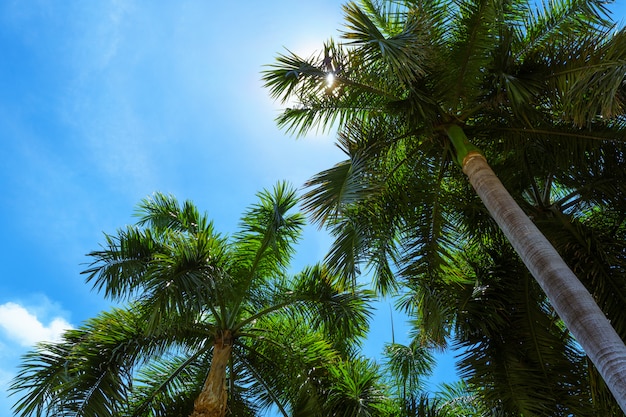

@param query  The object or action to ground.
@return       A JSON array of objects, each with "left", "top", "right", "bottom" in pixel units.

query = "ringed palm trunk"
[
  {"left": 447, "top": 125, "right": 626, "bottom": 412},
  {"left": 190, "top": 331, "right": 233, "bottom": 417}
]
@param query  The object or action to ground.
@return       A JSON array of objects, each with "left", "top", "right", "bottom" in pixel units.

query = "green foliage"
[
  {"left": 10, "top": 182, "right": 375, "bottom": 417},
  {"left": 265, "top": 0, "right": 626, "bottom": 414},
  {"left": 454, "top": 241, "right": 591, "bottom": 415},
  {"left": 383, "top": 340, "right": 435, "bottom": 396}
]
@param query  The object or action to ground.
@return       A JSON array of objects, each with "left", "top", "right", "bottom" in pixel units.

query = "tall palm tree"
[
  {"left": 263, "top": 0, "right": 626, "bottom": 412},
  {"left": 10, "top": 182, "right": 373, "bottom": 417}
]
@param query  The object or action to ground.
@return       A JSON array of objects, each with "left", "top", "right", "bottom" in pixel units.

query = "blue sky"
[
  {"left": 0, "top": 1, "right": 420, "bottom": 414},
  {"left": 1, "top": 1, "right": 624, "bottom": 416}
]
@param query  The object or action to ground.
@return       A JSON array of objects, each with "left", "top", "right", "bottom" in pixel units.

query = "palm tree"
[
  {"left": 263, "top": 0, "right": 626, "bottom": 412},
  {"left": 311, "top": 356, "right": 391, "bottom": 417},
  {"left": 10, "top": 182, "right": 374, "bottom": 417},
  {"left": 381, "top": 339, "right": 498, "bottom": 416}
]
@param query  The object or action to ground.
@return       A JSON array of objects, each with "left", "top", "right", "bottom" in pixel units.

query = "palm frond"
[
  {"left": 83, "top": 226, "right": 164, "bottom": 301},
  {"left": 341, "top": 1, "right": 428, "bottom": 85},
  {"left": 554, "top": 27, "right": 626, "bottom": 125},
  {"left": 11, "top": 308, "right": 156, "bottom": 417},
  {"left": 324, "top": 357, "right": 388, "bottom": 417},
  {"left": 444, "top": 0, "right": 499, "bottom": 105},
  {"left": 433, "top": 380, "right": 489, "bottom": 417},
  {"left": 135, "top": 192, "right": 212, "bottom": 235},
  {"left": 232, "top": 181, "right": 304, "bottom": 284},
  {"left": 455, "top": 243, "right": 591, "bottom": 415},
  {"left": 383, "top": 340, "right": 435, "bottom": 395},
  {"left": 234, "top": 319, "right": 341, "bottom": 417},
  {"left": 263, "top": 39, "right": 404, "bottom": 136},
  {"left": 138, "top": 230, "right": 228, "bottom": 329},
  {"left": 289, "top": 264, "right": 374, "bottom": 350},
  {"left": 519, "top": 0, "right": 612, "bottom": 59},
  {"left": 127, "top": 352, "right": 209, "bottom": 417}
]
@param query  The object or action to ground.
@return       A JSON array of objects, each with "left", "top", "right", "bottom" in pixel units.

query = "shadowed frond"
[{"left": 127, "top": 352, "right": 209, "bottom": 417}]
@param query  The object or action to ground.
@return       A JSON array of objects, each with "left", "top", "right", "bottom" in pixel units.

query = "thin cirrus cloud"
[{"left": 0, "top": 302, "right": 72, "bottom": 348}]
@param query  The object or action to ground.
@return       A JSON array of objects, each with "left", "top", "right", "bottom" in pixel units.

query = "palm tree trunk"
[
  {"left": 461, "top": 150, "right": 626, "bottom": 413},
  {"left": 190, "top": 331, "right": 232, "bottom": 417}
]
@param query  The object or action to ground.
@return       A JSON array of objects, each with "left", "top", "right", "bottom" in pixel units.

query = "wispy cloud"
[{"left": 0, "top": 302, "right": 72, "bottom": 347}]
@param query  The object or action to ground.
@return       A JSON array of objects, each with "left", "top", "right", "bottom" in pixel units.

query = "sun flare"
[{"left": 326, "top": 72, "right": 335, "bottom": 87}]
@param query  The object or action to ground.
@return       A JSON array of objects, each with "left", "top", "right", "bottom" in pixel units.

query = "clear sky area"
[{"left": 0, "top": 1, "right": 624, "bottom": 416}]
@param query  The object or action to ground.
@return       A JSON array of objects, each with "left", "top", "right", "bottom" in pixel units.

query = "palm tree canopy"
[
  {"left": 10, "top": 182, "right": 375, "bottom": 417},
  {"left": 264, "top": 0, "right": 626, "bottom": 289},
  {"left": 266, "top": 0, "right": 626, "bottom": 134},
  {"left": 264, "top": 0, "right": 626, "bottom": 414}
]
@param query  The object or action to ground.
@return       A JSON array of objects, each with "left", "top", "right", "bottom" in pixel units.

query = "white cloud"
[{"left": 0, "top": 302, "right": 72, "bottom": 347}]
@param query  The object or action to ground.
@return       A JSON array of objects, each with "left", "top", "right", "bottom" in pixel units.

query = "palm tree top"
[
  {"left": 264, "top": 0, "right": 626, "bottom": 138},
  {"left": 10, "top": 182, "right": 375, "bottom": 417}
]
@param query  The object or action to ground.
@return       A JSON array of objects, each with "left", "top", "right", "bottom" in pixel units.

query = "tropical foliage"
[
  {"left": 10, "top": 182, "right": 375, "bottom": 417},
  {"left": 11, "top": 0, "right": 626, "bottom": 415},
  {"left": 264, "top": 0, "right": 626, "bottom": 414}
]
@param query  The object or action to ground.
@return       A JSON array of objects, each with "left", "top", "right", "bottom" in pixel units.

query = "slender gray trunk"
[{"left": 462, "top": 151, "right": 626, "bottom": 413}]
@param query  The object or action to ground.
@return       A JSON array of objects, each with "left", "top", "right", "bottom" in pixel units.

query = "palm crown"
[
  {"left": 10, "top": 182, "right": 374, "bottom": 417},
  {"left": 264, "top": 0, "right": 626, "bottom": 414}
]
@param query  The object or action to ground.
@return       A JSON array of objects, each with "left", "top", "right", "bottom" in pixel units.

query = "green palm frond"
[
  {"left": 11, "top": 308, "right": 160, "bottom": 417},
  {"left": 85, "top": 225, "right": 229, "bottom": 330},
  {"left": 140, "top": 233, "right": 229, "bottom": 329},
  {"left": 342, "top": 1, "right": 428, "bottom": 85},
  {"left": 325, "top": 357, "right": 388, "bottom": 417},
  {"left": 357, "top": 0, "right": 406, "bottom": 36},
  {"left": 127, "top": 352, "right": 208, "bottom": 417},
  {"left": 263, "top": 39, "right": 404, "bottom": 136},
  {"left": 302, "top": 118, "right": 395, "bottom": 224},
  {"left": 232, "top": 181, "right": 304, "bottom": 280},
  {"left": 383, "top": 340, "right": 435, "bottom": 395},
  {"left": 83, "top": 216, "right": 229, "bottom": 312},
  {"left": 443, "top": 0, "right": 499, "bottom": 105},
  {"left": 11, "top": 341, "right": 77, "bottom": 417},
  {"left": 519, "top": 0, "right": 611, "bottom": 59},
  {"left": 263, "top": 48, "right": 329, "bottom": 105},
  {"left": 556, "top": 28, "right": 626, "bottom": 125},
  {"left": 433, "top": 381, "right": 489, "bottom": 417},
  {"left": 288, "top": 264, "right": 374, "bottom": 350},
  {"left": 135, "top": 192, "right": 211, "bottom": 235},
  {"left": 82, "top": 226, "right": 158, "bottom": 301},
  {"left": 397, "top": 281, "right": 458, "bottom": 349},
  {"left": 324, "top": 215, "right": 369, "bottom": 289},
  {"left": 303, "top": 159, "right": 362, "bottom": 226},
  {"left": 234, "top": 327, "right": 339, "bottom": 417}
]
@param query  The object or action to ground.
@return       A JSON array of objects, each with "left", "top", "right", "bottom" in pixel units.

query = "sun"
[{"left": 326, "top": 72, "right": 335, "bottom": 88}]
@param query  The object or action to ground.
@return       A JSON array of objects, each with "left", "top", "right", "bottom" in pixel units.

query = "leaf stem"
[{"left": 444, "top": 125, "right": 483, "bottom": 167}]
